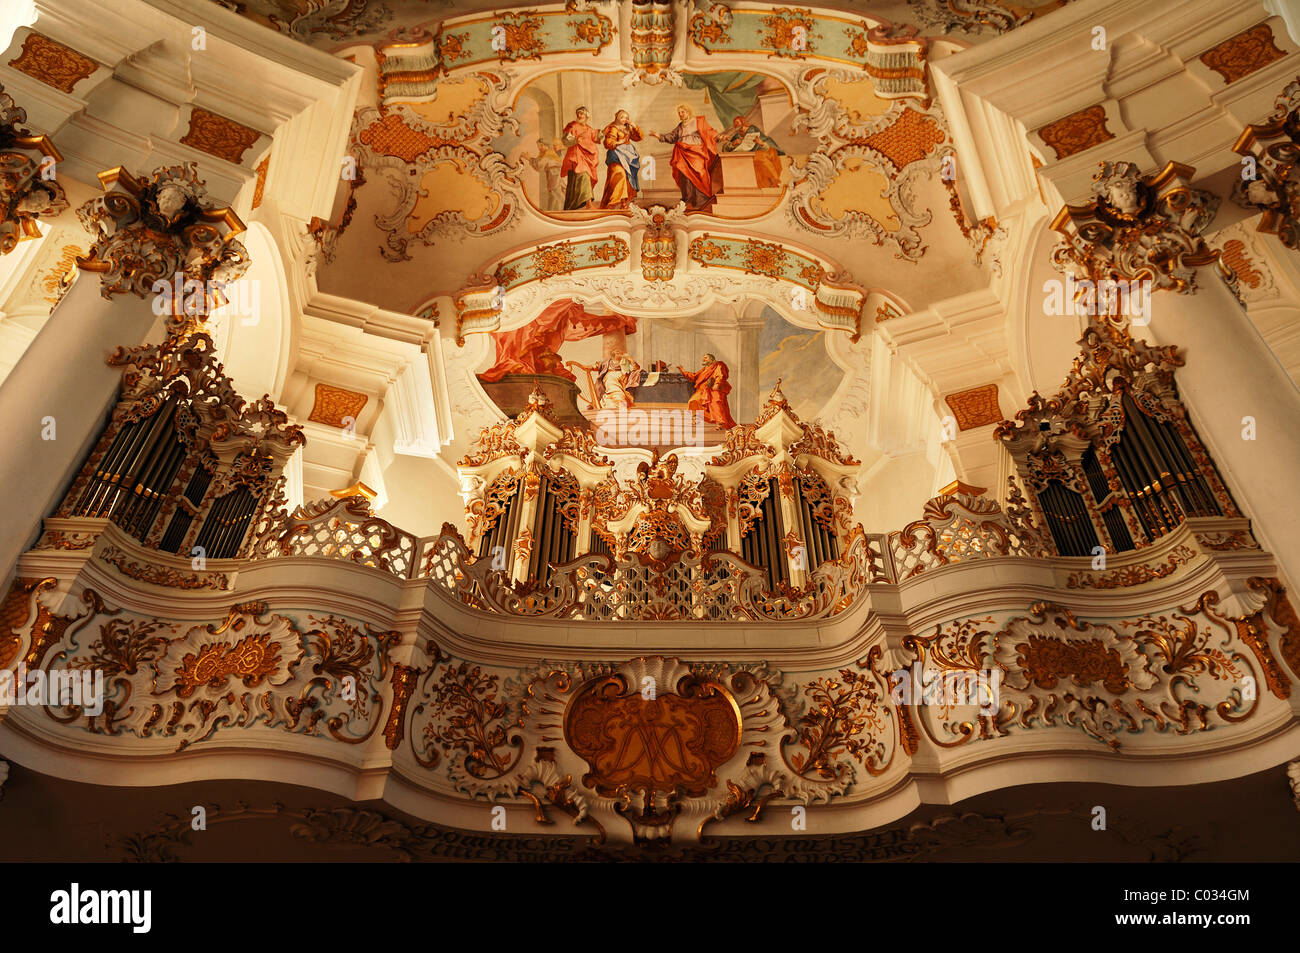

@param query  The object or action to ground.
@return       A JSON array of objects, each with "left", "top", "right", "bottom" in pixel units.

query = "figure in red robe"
[
  {"left": 678, "top": 353, "right": 736, "bottom": 429},
  {"left": 560, "top": 106, "right": 600, "bottom": 210},
  {"left": 648, "top": 104, "right": 718, "bottom": 212}
]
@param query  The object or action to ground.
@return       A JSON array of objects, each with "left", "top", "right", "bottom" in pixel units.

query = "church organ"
[
  {"left": 55, "top": 334, "right": 303, "bottom": 562},
  {"left": 455, "top": 383, "right": 861, "bottom": 594},
  {"left": 998, "top": 318, "right": 1238, "bottom": 557}
]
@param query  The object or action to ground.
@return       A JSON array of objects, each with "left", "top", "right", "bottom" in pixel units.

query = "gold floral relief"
[
  {"left": 40, "top": 245, "right": 83, "bottom": 306},
  {"left": 742, "top": 239, "right": 788, "bottom": 278},
  {"left": 307, "top": 383, "right": 369, "bottom": 428},
  {"left": 99, "top": 544, "right": 231, "bottom": 591},
  {"left": 784, "top": 667, "right": 886, "bottom": 780},
  {"left": 1037, "top": 105, "right": 1114, "bottom": 160},
  {"left": 0, "top": 577, "right": 50, "bottom": 670},
  {"left": 1066, "top": 545, "right": 1197, "bottom": 590},
  {"left": 1219, "top": 239, "right": 1265, "bottom": 289},
  {"left": 8, "top": 33, "right": 97, "bottom": 93},
  {"left": 384, "top": 663, "right": 423, "bottom": 751},
  {"left": 251, "top": 155, "right": 270, "bottom": 209},
  {"left": 944, "top": 384, "right": 1001, "bottom": 431},
  {"left": 171, "top": 633, "right": 283, "bottom": 697},
  {"left": 179, "top": 107, "right": 261, "bottom": 165},
  {"left": 1015, "top": 634, "right": 1130, "bottom": 694},
  {"left": 688, "top": 237, "right": 725, "bottom": 263},
  {"left": 1199, "top": 23, "right": 1285, "bottom": 84},
  {"left": 531, "top": 241, "right": 577, "bottom": 279}
]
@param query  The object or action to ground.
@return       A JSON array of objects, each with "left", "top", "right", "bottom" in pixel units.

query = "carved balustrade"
[
  {"left": 248, "top": 494, "right": 421, "bottom": 578},
  {"left": 886, "top": 488, "right": 1049, "bottom": 580}
]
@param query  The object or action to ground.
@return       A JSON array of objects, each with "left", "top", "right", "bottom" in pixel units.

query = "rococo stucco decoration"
[
  {"left": 5, "top": 0, "right": 1300, "bottom": 868},
  {"left": 75, "top": 163, "right": 251, "bottom": 334},
  {"left": 1233, "top": 76, "right": 1300, "bottom": 249},
  {"left": 1050, "top": 160, "right": 1222, "bottom": 295},
  {"left": 414, "top": 654, "right": 894, "bottom": 845},
  {"left": 0, "top": 83, "right": 70, "bottom": 255}
]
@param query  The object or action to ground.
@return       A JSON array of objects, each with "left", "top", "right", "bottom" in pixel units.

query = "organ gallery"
[{"left": 0, "top": 0, "right": 1297, "bottom": 866}]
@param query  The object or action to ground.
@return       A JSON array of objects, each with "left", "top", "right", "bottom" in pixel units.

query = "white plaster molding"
[{"left": 4, "top": 0, "right": 360, "bottom": 214}]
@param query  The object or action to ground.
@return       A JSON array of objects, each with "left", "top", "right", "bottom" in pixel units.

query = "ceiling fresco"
[
  {"left": 469, "top": 295, "right": 846, "bottom": 438},
  {"left": 306, "top": 5, "right": 1037, "bottom": 320},
  {"left": 213, "top": 0, "right": 1077, "bottom": 454},
  {"left": 250, "top": 0, "right": 1068, "bottom": 492},
  {"left": 495, "top": 69, "right": 813, "bottom": 220},
  {"left": 210, "top": 0, "right": 1070, "bottom": 50}
]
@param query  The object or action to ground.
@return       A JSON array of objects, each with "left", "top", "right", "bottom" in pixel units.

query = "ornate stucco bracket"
[
  {"left": 0, "top": 83, "right": 70, "bottom": 255},
  {"left": 1050, "top": 160, "right": 1222, "bottom": 296},
  {"left": 75, "top": 163, "right": 250, "bottom": 338},
  {"left": 1233, "top": 76, "right": 1300, "bottom": 249}
]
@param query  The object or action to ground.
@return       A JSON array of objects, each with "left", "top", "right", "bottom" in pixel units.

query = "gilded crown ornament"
[
  {"left": 0, "top": 84, "right": 70, "bottom": 255},
  {"left": 75, "top": 162, "right": 249, "bottom": 336},
  {"left": 1050, "top": 160, "right": 1221, "bottom": 295}
]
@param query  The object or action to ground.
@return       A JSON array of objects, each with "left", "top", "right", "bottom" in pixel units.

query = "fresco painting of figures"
[
  {"left": 495, "top": 70, "right": 816, "bottom": 219},
  {"left": 475, "top": 299, "right": 844, "bottom": 448}
]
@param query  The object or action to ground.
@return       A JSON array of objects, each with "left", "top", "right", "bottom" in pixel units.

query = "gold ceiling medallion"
[
  {"left": 0, "top": 84, "right": 70, "bottom": 255},
  {"left": 178, "top": 107, "right": 262, "bottom": 165},
  {"left": 75, "top": 163, "right": 249, "bottom": 338},
  {"left": 308, "top": 383, "right": 370, "bottom": 428},
  {"left": 943, "top": 383, "right": 1001, "bottom": 431}
]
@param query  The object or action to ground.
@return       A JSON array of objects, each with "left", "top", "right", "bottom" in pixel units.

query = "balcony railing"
[
  {"left": 418, "top": 526, "right": 881, "bottom": 621},
  {"left": 247, "top": 495, "right": 421, "bottom": 578},
  {"left": 233, "top": 489, "right": 1049, "bottom": 620}
]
